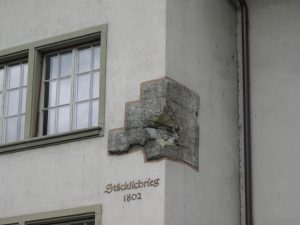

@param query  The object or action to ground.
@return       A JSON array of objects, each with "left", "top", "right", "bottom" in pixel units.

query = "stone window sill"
[{"left": 0, "top": 127, "right": 102, "bottom": 154}]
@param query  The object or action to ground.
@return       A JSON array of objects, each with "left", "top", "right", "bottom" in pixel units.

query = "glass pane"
[
  {"left": 46, "top": 55, "right": 58, "bottom": 80},
  {"left": 78, "top": 47, "right": 91, "bottom": 73},
  {"left": 93, "top": 45, "right": 100, "bottom": 69},
  {"left": 23, "top": 63, "right": 28, "bottom": 86},
  {"left": 44, "top": 81, "right": 58, "bottom": 108},
  {"left": 5, "top": 117, "right": 18, "bottom": 143},
  {"left": 47, "top": 109, "right": 56, "bottom": 135},
  {"left": 92, "top": 100, "right": 99, "bottom": 127},
  {"left": 58, "top": 106, "right": 70, "bottom": 133},
  {"left": 87, "top": 221, "right": 95, "bottom": 225},
  {"left": 76, "top": 102, "right": 89, "bottom": 129},
  {"left": 21, "top": 88, "right": 27, "bottom": 113},
  {"left": 7, "top": 89, "right": 20, "bottom": 116},
  {"left": 49, "top": 81, "right": 57, "bottom": 107},
  {"left": 60, "top": 52, "right": 72, "bottom": 77},
  {"left": 92, "top": 71, "right": 99, "bottom": 98},
  {"left": 44, "top": 82, "right": 49, "bottom": 108},
  {"left": 19, "top": 115, "right": 25, "bottom": 140},
  {"left": 59, "top": 78, "right": 71, "bottom": 105},
  {"left": 0, "top": 69, "right": 4, "bottom": 91},
  {"left": 77, "top": 74, "right": 90, "bottom": 101},
  {"left": 8, "top": 64, "right": 21, "bottom": 89},
  {"left": 72, "top": 223, "right": 85, "bottom": 225},
  {"left": 50, "top": 55, "right": 58, "bottom": 79},
  {"left": 0, "top": 93, "right": 2, "bottom": 116}
]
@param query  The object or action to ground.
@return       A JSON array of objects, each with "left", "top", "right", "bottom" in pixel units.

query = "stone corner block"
[{"left": 108, "top": 77, "right": 200, "bottom": 169}]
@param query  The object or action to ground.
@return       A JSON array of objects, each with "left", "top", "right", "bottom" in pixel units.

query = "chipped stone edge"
[{"left": 108, "top": 76, "right": 200, "bottom": 171}]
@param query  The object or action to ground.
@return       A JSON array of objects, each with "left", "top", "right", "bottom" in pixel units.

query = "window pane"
[
  {"left": 72, "top": 222, "right": 95, "bottom": 225},
  {"left": 93, "top": 46, "right": 100, "bottom": 70},
  {"left": 72, "top": 223, "right": 86, "bottom": 225},
  {"left": 46, "top": 55, "right": 58, "bottom": 80},
  {"left": 23, "top": 63, "right": 28, "bottom": 86},
  {"left": 47, "top": 109, "right": 56, "bottom": 135},
  {"left": 50, "top": 55, "right": 59, "bottom": 79},
  {"left": 92, "top": 100, "right": 99, "bottom": 127},
  {"left": 44, "top": 81, "right": 57, "bottom": 108},
  {"left": 77, "top": 74, "right": 90, "bottom": 101},
  {"left": 87, "top": 221, "right": 95, "bottom": 225},
  {"left": 60, "top": 52, "right": 72, "bottom": 77},
  {"left": 5, "top": 117, "right": 18, "bottom": 143},
  {"left": 21, "top": 88, "right": 27, "bottom": 113},
  {"left": 0, "top": 69, "right": 4, "bottom": 91},
  {"left": 76, "top": 102, "right": 89, "bottom": 129},
  {"left": 59, "top": 78, "right": 71, "bottom": 105},
  {"left": 58, "top": 106, "right": 70, "bottom": 133},
  {"left": 44, "top": 82, "right": 49, "bottom": 108},
  {"left": 78, "top": 47, "right": 91, "bottom": 73},
  {"left": 0, "top": 93, "right": 2, "bottom": 117},
  {"left": 92, "top": 71, "right": 99, "bottom": 98},
  {"left": 19, "top": 115, "right": 25, "bottom": 140},
  {"left": 8, "top": 64, "right": 21, "bottom": 89},
  {"left": 7, "top": 89, "right": 20, "bottom": 116},
  {"left": 49, "top": 81, "right": 57, "bottom": 107}
]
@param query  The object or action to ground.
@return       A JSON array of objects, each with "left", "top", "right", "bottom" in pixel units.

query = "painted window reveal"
[
  {"left": 41, "top": 43, "right": 100, "bottom": 136},
  {"left": 26, "top": 216, "right": 95, "bottom": 225},
  {"left": 0, "top": 61, "right": 28, "bottom": 143},
  {"left": 0, "top": 205, "right": 101, "bottom": 225}
]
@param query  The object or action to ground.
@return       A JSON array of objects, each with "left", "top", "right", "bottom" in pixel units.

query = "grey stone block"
[
  {"left": 125, "top": 101, "right": 142, "bottom": 129},
  {"left": 141, "top": 97, "right": 167, "bottom": 127},
  {"left": 167, "top": 80, "right": 200, "bottom": 112},
  {"left": 108, "top": 129, "right": 129, "bottom": 153},
  {"left": 141, "top": 78, "right": 169, "bottom": 99},
  {"left": 108, "top": 77, "right": 200, "bottom": 169}
]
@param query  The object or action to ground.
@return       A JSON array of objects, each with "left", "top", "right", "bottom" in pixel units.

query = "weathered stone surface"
[
  {"left": 150, "top": 104, "right": 178, "bottom": 130},
  {"left": 141, "top": 78, "right": 169, "bottom": 99},
  {"left": 108, "top": 129, "right": 129, "bottom": 153},
  {"left": 125, "top": 101, "right": 142, "bottom": 129},
  {"left": 108, "top": 77, "right": 200, "bottom": 168},
  {"left": 167, "top": 80, "right": 200, "bottom": 112}
]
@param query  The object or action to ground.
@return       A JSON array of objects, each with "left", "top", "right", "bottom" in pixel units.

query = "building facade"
[{"left": 0, "top": 0, "right": 298, "bottom": 225}]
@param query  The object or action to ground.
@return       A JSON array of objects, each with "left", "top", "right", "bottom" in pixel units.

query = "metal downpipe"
[{"left": 238, "top": 1, "right": 253, "bottom": 225}]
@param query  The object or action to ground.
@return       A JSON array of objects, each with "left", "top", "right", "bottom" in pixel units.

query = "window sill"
[{"left": 0, "top": 127, "right": 102, "bottom": 154}]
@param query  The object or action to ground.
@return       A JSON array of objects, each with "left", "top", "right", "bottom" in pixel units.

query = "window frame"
[
  {"left": 0, "top": 58, "right": 28, "bottom": 144},
  {"left": 40, "top": 41, "right": 101, "bottom": 136},
  {"left": 0, "top": 204, "right": 102, "bottom": 225},
  {"left": 0, "top": 25, "right": 107, "bottom": 154}
]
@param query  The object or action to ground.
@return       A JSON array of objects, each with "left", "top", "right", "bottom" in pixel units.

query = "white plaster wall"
[
  {"left": 249, "top": 1, "right": 300, "bottom": 224},
  {"left": 0, "top": 1, "right": 166, "bottom": 225},
  {"left": 165, "top": 0, "right": 240, "bottom": 225}
]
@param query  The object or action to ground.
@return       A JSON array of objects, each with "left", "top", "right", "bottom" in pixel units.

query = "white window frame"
[
  {"left": 40, "top": 42, "right": 100, "bottom": 136},
  {"left": 0, "top": 59, "right": 28, "bottom": 144}
]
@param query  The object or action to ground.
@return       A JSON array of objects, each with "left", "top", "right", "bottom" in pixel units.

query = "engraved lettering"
[{"left": 104, "top": 178, "right": 160, "bottom": 194}]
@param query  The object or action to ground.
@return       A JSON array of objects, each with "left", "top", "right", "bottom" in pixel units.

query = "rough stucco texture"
[
  {"left": 108, "top": 77, "right": 200, "bottom": 168},
  {"left": 164, "top": 0, "right": 239, "bottom": 225},
  {"left": 249, "top": 1, "right": 300, "bottom": 224},
  {"left": 0, "top": 1, "right": 167, "bottom": 225}
]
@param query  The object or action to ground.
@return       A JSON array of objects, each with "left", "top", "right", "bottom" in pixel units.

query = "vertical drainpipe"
[{"left": 238, "top": 0, "right": 253, "bottom": 225}]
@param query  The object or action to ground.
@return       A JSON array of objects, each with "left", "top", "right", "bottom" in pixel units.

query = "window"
[
  {"left": 0, "top": 25, "right": 107, "bottom": 153},
  {"left": 26, "top": 213, "right": 95, "bottom": 225},
  {"left": 0, "top": 60, "right": 28, "bottom": 144},
  {"left": 41, "top": 43, "right": 100, "bottom": 136},
  {"left": 0, "top": 205, "right": 101, "bottom": 225}
]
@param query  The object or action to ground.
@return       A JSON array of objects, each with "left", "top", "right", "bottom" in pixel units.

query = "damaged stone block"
[{"left": 108, "top": 77, "right": 200, "bottom": 168}]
